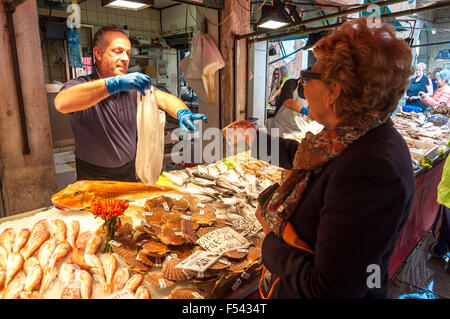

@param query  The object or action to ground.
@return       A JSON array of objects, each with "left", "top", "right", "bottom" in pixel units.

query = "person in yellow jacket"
[{"left": 430, "top": 155, "right": 450, "bottom": 258}]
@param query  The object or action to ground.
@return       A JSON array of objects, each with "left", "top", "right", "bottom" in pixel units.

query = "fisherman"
[{"left": 54, "top": 25, "right": 208, "bottom": 182}]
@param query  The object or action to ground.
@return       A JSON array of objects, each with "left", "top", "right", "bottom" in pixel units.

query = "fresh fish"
[
  {"left": 19, "top": 291, "right": 44, "bottom": 299},
  {"left": 206, "top": 164, "right": 221, "bottom": 178},
  {"left": 0, "top": 245, "right": 7, "bottom": 270},
  {"left": 51, "top": 219, "right": 67, "bottom": 243},
  {"left": 31, "top": 219, "right": 49, "bottom": 233},
  {"left": 37, "top": 237, "right": 57, "bottom": 269},
  {"left": 216, "top": 178, "right": 246, "bottom": 197},
  {"left": 45, "top": 241, "right": 71, "bottom": 272},
  {"left": 185, "top": 166, "right": 198, "bottom": 178},
  {"left": 85, "top": 235, "right": 102, "bottom": 255},
  {"left": 124, "top": 273, "right": 143, "bottom": 293},
  {"left": 0, "top": 270, "right": 5, "bottom": 290},
  {"left": 112, "top": 267, "right": 129, "bottom": 293},
  {"left": 192, "top": 194, "right": 216, "bottom": 203},
  {"left": 20, "top": 230, "right": 50, "bottom": 260},
  {"left": 77, "top": 269, "right": 93, "bottom": 299},
  {"left": 76, "top": 231, "right": 92, "bottom": 253},
  {"left": 2, "top": 277, "right": 24, "bottom": 299},
  {"left": 39, "top": 269, "right": 57, "bottom": 294},
  {"left": 85, "top": 253, "right": 107, "bottom": 293},
  {"left": 232, "top": 162, "right": 246, "bottom": 177},
  {"left": 102, "top": 253, "right": 117, "bottom": 293},
  {"left": 135, "top": 285, "right": 151, "bottom": 299},
  {"left": 23, "top": 257, "right": 40, "bottom": 275},
  {"left": 67, "top": 220, "right": 80, "bottom": 249},
  {"left": 0, "top": 228, "right": 16, "bottom": 254},
  {"left": 181, "top": 183, "right": 219, "bottom": 197},
  {"left": 191, "top": 177, "right": 217, "bottom": 187},
  {"left": 164, "top": 170, "right": 190, "bottom": 186},
  {"left": 60, "top": 280, "right": 82, "bottom": 299},
  {"left": 59, "top": 263, "right": 79, "bottom": 287},
  {"left": 13, "top": 228, "right": 30, "bottom": 253},
  {"left": 214, "top": 160, "right": 229, "bottom": 174},
  {"left": 194, "top": 165, "right": 217, "bottom": 180},
  {"left": 51, "top": 180, "right": 180, "bottom": 211},
  {"left": 5, "top": 253, "right": 24, "bottom": 288},
  {"left": 24, "top": 265, "right": 43, "bottom": 292}
]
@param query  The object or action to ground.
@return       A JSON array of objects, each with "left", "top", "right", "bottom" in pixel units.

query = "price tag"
[
  {"left": 175, "top": 232, "right": 183, "bottom": 236},
  {"left": 237, "top": 248, "right": 248, "bottom": 253},
  {"left": 218, "top": 259, "right": 231, "bottom": 266},
  {"left": 199, "top": 210, "right": 205, "bottom": 216},
  {"left": 197, "top": 203, "right": 206, "bottom": 208},
  {"left": 158, "top": 279, "right": 167, "bottom": 288},
  {"left": 176, "top": 195, "right": 183, "bottom": 201},
  {"left": 181, "top": 215, "right": 191, "bottom": 220},
  {"left": 241, "top": 272, "right": 250, "bottom": 279},
  {"left": 109, "top": 240, "right": 121, "bottom": 247},
  {"left": 143, "top": 212, "right": 153, "bottom": 216},
  {"left": 232, "top": 278, "right": 242, "bottom": 291},
  {"left": 241, "top": 231, "right": 249, "bottom": 237},
  {"left": 162, "top": 202, "right": 169, "bottom": 211},
  {"left": 192, "top": 292, "right": 204, "bottom": 299},
  {"left": 196, "top": 227, "right": 250, "bottom": 254},
  {"left": 155, "top": 258, "right": 162, "bottom": 267}
]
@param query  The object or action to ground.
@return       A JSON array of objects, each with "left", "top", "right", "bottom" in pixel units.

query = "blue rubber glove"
[
  {"left": 300, "top": 107, "right": 309, "bottom": 116},
  {"left": 177, "top": 109, "right": 208, "bottom": 131},
  {"left": 104, "top": 72, "right": 151, "bottom": 96}
]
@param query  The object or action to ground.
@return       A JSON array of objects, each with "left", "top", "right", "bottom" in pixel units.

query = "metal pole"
[
  {"left": 411, "top": 40, "right": 450, "bottom": 48},
  {"left": 236, "top": 0, "right": 407, "bottom": 40}
]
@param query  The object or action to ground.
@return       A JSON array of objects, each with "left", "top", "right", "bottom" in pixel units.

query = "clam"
[
  {"left": 144, "top": 272, "right": 174, "bottom": 288},
  {"left": 168, "top": 288, "right": 207, "bottom": 299}
]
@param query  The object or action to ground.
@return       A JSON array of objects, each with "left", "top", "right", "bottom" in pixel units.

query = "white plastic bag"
[{"left": 136, "top": 86, "right": 166, "bottom": 185}]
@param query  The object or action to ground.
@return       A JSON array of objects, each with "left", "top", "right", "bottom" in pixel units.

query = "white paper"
[{"left": 196, "top": 227, "right": 250, "bottom": 254}]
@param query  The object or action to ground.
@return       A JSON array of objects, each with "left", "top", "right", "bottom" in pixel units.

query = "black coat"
[{"left": 251, "top": 119, "right": 415, "bottom": 298}]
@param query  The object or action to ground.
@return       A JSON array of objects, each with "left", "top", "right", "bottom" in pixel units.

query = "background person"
[
  {"left": 419, "top": 69, "right": 450, "bottom": 109},
  {"left": 404, "top": 63, "right": 433, "bottom": 112},
  {"left": 268, "top": 67, "right": 281, "bottom": 106},
  {"left": 55, "top": 25, "right": 207, "bottom": 182},
  {"left": 269, "top": 66, "right": 291, "bottom": 106}
]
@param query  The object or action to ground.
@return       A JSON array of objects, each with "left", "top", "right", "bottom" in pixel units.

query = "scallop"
[
  {"left": 144, "top": 272, "right": 174, "bottom": 288},
  {"left": 141, "top": 240, "right": 169, "bottom": 257},
  {"left": 161, "top": 258, "right": 189, "bottom": 281},
  {"left": 168, "top": 288, "right": 207, "bottom": 299}
]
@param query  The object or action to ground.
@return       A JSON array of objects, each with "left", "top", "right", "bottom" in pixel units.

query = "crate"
[{"left": 403, "top": 137, "right": 439, "bottom": 161}]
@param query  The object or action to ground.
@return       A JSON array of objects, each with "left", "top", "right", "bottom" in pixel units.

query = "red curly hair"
[{"left": 313, "top": 17, "right": 413, "bottom": 119}]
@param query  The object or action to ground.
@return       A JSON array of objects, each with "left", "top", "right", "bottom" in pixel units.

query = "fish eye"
[{"left": 74, "top": 191, "right": 80, "bottom": 196}]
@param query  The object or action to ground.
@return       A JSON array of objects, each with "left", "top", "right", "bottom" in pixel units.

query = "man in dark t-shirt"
[{"left": 55, "top": 26, "right": 207, "bottom": 181}]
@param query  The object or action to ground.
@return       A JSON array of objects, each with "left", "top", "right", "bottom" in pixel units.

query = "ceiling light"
[
  {"left": 101, "top": 0, "right": 154, "bottom": 11},
  {"left": 257, "top": 1, "right": 293, "bottom": 30}
]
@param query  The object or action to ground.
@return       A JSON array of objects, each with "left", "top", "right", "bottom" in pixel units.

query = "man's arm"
[
  {"left": 154, "top": 89, "right": 189, "bottom": 118},
  {"left": 54, "top": 79, "right": 109, "bottom": 114}
]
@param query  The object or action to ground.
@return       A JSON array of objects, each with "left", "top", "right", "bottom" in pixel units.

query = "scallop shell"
[
  {"left": 114, "top": 222, "right": 135, "bottom": 240},
  {"left": 143, "top": 207, "right": 165, "bottom": 225},
  {"left": 141, "top": 221, "right": 162, "bottom": 239},
  {"left": 191, "top": 203, "right": 215, "bottom": 215},
  {"left": 168, "top": 288, "right": 207, "bottom": 299},
  {"left": 224, "top": 249, "right": 247, "bottom": 260},
  {"left": 196, "top": 226, "right": 220, "bottom": 238},
  {"left": 141, "top": 240, "right": 169, "bottom": 257},
  {"left": 209, "top": 257, "right": 230, "bottom": 271},
  {"left": 181, "top": 219, "right": 198, "bottom": 244},
  {"left": 246, "top": 246, "right": 261, "bottom": 263},
  {"left": 191, "top": 212, "right": 216, "bottom": 225},
  {"left": 228, "top": 259, "right": 249, "bottom": 273},
  {"left": 161, "top": 258, "right": 188, "bottom": 281},
  {"left": 160, "top": 220, "right": 185, "bottom": 246},
  {"left": 122, "top": 254, "right": 150, "bottom": 273},
  {"left": 171, "top": 197, "right": 190, "bottom": 212},
  {"left": 169, "top": 245, "right": 194, "bottom": 260},
  {"left": 136, "top": 251, "right": 162, "bottom": 267},
  {"left": 144, "top": 272, "right": 174, "bottom": 288},
  {"left": 145, "top": 196, "right": 174, "bottom": 211}
]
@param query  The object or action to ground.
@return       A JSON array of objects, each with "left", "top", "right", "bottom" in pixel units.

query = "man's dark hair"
[{"left": 93, "top": 25, "right": 128, "bottom": 49}]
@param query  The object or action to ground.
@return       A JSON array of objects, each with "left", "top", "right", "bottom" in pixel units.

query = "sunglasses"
[{"left": 299, "top": 70, "right": 321, "bottom": 85}]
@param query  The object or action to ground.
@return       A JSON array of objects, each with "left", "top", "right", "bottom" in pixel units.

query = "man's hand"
[
  {"left": 104, "top": 72, "right": 151, "bottom": 96},
  {"left": 255, "top": 205, "right": 272, "bottom": 235},
  {"left": 177, "top": 108, "right": 208, "bottom": 131},
  {"left": 222, "top": 120, "right": 257, "bottom": 146}
]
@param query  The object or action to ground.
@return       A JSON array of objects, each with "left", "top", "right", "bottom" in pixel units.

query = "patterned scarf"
[{"left": 260, "top": 111, "right": 387, "bottom": 246}]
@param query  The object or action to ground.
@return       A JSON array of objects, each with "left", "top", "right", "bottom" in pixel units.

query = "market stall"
[{"left": 0, "top": 155, "right": 283, "bottom": 299}]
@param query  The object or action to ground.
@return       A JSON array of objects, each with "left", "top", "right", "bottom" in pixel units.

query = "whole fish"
[
  {"left": 85, "top": 235, "right": 102, "bottom": 255},
  {"left": 59, "top": 263, "right": 79, "bottom": 287},
  {"left": 112, "top": 267, "right": 129, "bottom": 293},
  {"left": 191, "top": 177, "right": 217, "bottom": 187},
  {"left": 163, "top": 171, "right": 190, "bottom": 186},
  {"left": 0, "top": 270, "right": 5, "bottom": 290},
  {"left": 214, "top": 160, "right": 229, "bottom": 174},
  {"left": 13, "top": 228, "right": 30, "bottom": 253},
  {"left": 0, "top": 245, "right": 7, "bottom": 270},
  {"left": 0, "top": 228, "right": 16, "bottom": 254},
  {"left": 31, "top": 219, "right": 49, "bottom": 233},
  {"left": 24, "top": 264, "right": 43, "bottom": 292},
  {"left": 23, "top": 257, "right": 40, "bottom": 276},
  {"left": 76, "top": 269, "right": 93, "bottom": 299},
  {"left": 76, "top": 231, "right": 92, "bottom": 253},
  {"left": 102, "top": 253, "right": 117, "bottom": 292},
  {"left": 45, "top": 241, "right": 71, "bottom": 272},
  {"left": 85, "top": 253, "right": 107, "bottom": 293},
  {"left": 124, "top": 273, "right": 143, "bottom": 293},
  {"left": 5, "top": 253, "right": 24, "bottom": 288},
  {"left": 37, "top": 238, "right": 58, "bottom": 269},
  {"left": 181, "top": 183, "right": 219, "bottom": 197},
  {"left": 135, "top": 285, "right": 151, "bottom": 299},
  {"left": 20, "top": 230, "right": 50, "bottom": 260},
  {"left": 67, "top": 220, "right": 80, "bottom": 249},
  {"left": 51, "top": 180, "right": 180, "bottom": 211},
  {"left": 2, "top": 277, "right": 24, "bottom": 299},
  {"left": 51, "top": 219, "right": 67, "bottom": 243},
  {"left": 60, "top": 280, "right": 82, "bottom": 299}
]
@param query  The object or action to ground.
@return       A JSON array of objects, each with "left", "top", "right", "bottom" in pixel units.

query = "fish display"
[{"left": 51, "top": 180, "right": 180, "bottom": 211}]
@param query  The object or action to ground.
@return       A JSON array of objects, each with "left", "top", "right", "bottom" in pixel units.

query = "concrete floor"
[{"left": 389, "top": 230, "right": 450, "bottom": 299}]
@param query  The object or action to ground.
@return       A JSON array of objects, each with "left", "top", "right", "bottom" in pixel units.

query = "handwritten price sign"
[{"left": 196, "top": 227, "right": 250, "bottom": 254}]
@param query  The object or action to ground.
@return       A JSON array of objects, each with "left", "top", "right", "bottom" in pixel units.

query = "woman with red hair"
[{"left": 226, "top": 17, "right": 415, "bottom": 298}]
